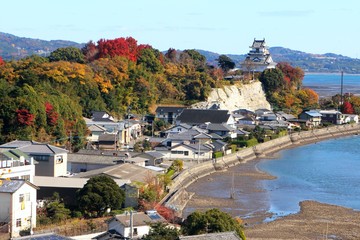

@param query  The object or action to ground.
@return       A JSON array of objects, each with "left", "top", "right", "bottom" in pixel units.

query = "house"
[
  {"left": 179, "top": 231, "right": 242, "bottom": 240},
  {"left": 343, "top": 114, "right": 359, "bottom": 123},
  {"left": 299, "top": 110, "right": 322, "bottom": 127},
  {"left": 87, "top": 124, "right": 107, "bottom": 142},
  {"left": 105, "top": 211, "right": 166, "bottom": 239},
  {"left": 72, "top": 163, "right": 160, "bottom": 184},
  {"left": 319, "top": 110, "right": 345, "bottom": 125},
  {"left": 98, "top": 133, "right": 118, "bottom": 150},
  {"left": 0, "top": 179, "right": 39, "bottom": 238},
  {"left": 176, "top": 109, "right": 235, "bottom": 126},
  {"left": 0, "top": 141, "right": 68, "bottom": 177},
  {"left": 240, "top": 38, "right": 277, "bottom": 73},
  {"left": 33, "top": 176, "right": 129, "bottom": 207},
  {"left": 13, "top": 232, "right": 73, "bottom": 239},
  {"left": 206, "top": 123, "right": 237, "bottom": 139},
  {"left": 163, "top": 123, "right": 192, "bottom": 137},
  {"left": 0, "top": 150, "right": 35, "bottom": 183},
  {"left": 155, "top": 106, "right": 185, "bottom": 124}
]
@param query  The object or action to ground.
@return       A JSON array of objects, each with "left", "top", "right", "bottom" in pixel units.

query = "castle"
[{"left": 240, "top": 38, "right": 277, "bottom": 72}]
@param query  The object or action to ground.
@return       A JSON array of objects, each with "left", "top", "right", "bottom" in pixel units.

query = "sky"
[{"left": 1, "top": 0, "right": 360, "bottom": 58}]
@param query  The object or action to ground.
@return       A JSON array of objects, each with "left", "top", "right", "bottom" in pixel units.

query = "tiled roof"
[
  {"left": 112, "top": 211, "right": 165, "bottom": 227},
  {"left": 155, "top": 106, "right": 185, "bottom": 114},
  {"left": 206, "top": 123, "right": 235, "bottom": 131},
  {"left": 34, "top": 176, "right": 129, "bottom": 188},
  {"left": 72, "top": 163, "right": 159, "bottom": 182},
  {"left": 0, "top": 140, "right": 67, "bottom": 154},
  {"left": 68, "top": 153, "right": 120, "bottom": 164},
  {"left": 13, "top": 232, "right": 73, "bottom": 240},
  {"left": 0, "top": 179, "right": 38, "bottom": 193},
  {"left": 176, "top": 109, "right": 231, "bottom": 125},
  {"left": 88, "top": 124, "right": 107, "bottom": 132},
  {"left": 179, "top": 231, "right": 241, "bottom": 240}
]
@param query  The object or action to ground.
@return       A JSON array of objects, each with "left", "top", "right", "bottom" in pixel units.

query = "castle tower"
[{"left": 241, "top": 38, "right": 277, "bottom": 73}]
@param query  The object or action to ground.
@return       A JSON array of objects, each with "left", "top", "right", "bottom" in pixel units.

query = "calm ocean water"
[
  {"left": 303, "top": 73, "right": 360, "bottom": 97},
  {"left": 257, "top": 135, "right": 360, "bottom": 219}
]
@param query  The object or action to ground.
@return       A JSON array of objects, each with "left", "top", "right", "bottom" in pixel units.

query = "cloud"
[{"left": 259, "top": 10, "right": 314, "bottom": 17}]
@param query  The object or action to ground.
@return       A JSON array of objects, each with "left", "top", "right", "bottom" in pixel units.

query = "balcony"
[{"left": 0, "top": 159, "right": 27, "bottom": 168}]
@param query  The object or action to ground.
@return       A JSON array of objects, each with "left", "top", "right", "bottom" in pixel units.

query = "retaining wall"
[{"left": 162, "top": 124, "right": 360, "bottom": 212}]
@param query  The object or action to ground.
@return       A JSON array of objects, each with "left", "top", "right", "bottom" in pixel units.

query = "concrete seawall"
[{"left": 161, "top": 124, "right": 360, "bottom": 213}]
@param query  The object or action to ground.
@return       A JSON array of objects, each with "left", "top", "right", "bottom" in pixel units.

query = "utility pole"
[
  {"left": 130, "top": 210, "right": 133, "bottom": 239},
  {"left": 340, "top": 70, "right": 344, "bottom": 111}
]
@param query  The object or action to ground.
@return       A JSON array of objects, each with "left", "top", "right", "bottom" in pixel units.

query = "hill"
[
  {"left": 1, "top": 32, "right": 360, "bottom": 73},
  {"left": 197, "top": 48, "right": 360, "bottom": 74},
  {"left": 0, "top": 32, "right": 84, "bottom": 60}
]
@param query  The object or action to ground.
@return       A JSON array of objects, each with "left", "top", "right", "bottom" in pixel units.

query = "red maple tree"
[
  {"left": 16, "top": 109, "right": 35, "bottom": 126},
  {"left": 342, "top": 101, "right": 354, "bottom": 114},
  {"left": 45, "top": 102, "right": 59, "bottom": 126},
  {"left": 0, "top": 56, "right": 4, "bottom": 66}
]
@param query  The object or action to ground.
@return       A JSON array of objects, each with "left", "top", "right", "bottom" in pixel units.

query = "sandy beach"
[{"left": 184, "top": 141, "right": 360, "bottom": 239}]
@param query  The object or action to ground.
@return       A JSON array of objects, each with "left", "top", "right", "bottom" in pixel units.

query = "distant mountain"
[
  {"left": 1, "top": 32, "right": 360, "bottom": 73},
  {"left": 0, "top": 32, "right": 84, "bottom": 60},
  {"left": 197, "top": 47, "right": 360, "bottom": 74}
]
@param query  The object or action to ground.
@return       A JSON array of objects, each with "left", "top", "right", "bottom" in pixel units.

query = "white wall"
[{"left": 10, "top": 183, "right": 37, "bottom": 238}]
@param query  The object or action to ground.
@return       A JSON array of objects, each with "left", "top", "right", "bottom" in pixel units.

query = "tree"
[
  {"left": 181, "top": 208, "right": 246, "bottom": 239},
  {"left": 48, "top": 47, "right": 85, "bottom": 63},
  {"left": 216, "top": 55, "right": 235, "bottom": 73},
  {"left": 259, "top": 68, "right": 284, "bottom": 94},
  {"left": 276, "top": 62, "right": 304, "bottom": 89},
  {"left": 0, "top": 56, "right": 4, "bottom": 66},
  {"left": 142, "top": 222, "right": 179, "bottom": 240},
  {"left": 342, "top": 101, "right": 354, "bottom": 114},
  {"left": 76, "top": 175, "right": 125, "bottom": 217}
]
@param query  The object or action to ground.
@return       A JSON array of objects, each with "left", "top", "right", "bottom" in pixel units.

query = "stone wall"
[{"left": 162, "top": 124, "right": 360, "bottom": 213}]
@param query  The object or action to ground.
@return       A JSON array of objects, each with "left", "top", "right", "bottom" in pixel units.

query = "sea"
[
  {"left": 258, "top": 135, "right": 360, "bottom": 220},
  {"left": 303, "top": 73, "right": 360, "bottom": 98}
]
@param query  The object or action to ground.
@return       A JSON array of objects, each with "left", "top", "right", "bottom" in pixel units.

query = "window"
[
  {"left": 19, "top": 194, "right": 24, "bottom": 203},
  {"left": 16, "top": 218, "right": 21, "bottom": 227},
  {"left": 55, "top": 155, "right": 63, "bottom": 164},
  {"left": 184, "top": 151, "right": 189, "bottom": 156},
  {"left": 133, "top": 228, "right": 138, "bottom": 236},
  {"left": 21, "top": 175, "right": 30, "bottom": 181},
  {"left": 25, "top": 193, "right": 30, "bottom": 201},
  {"left": 32, "top": 155, "right": 49, "bottom": 162}
]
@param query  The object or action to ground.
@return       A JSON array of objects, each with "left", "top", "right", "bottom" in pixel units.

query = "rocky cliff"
[{"left": 192, "top": 80, "right": 271, "bottom": 111}]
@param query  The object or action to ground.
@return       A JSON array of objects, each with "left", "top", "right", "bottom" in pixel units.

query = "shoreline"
[{"left": 183, "top": 132, "right": 360, "bottom": 239}]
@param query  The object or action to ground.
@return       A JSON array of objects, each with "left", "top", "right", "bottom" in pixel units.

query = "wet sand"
[{"left": 184, "top": 138, "right": 360, "bottom": 239}]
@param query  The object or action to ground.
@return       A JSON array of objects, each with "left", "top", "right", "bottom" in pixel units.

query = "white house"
[
  {"left": 0, "top": 141, "right": 68, "bottom": 177},
  {"left": 0, "top": 150, "right": 35, "bottom": 183},
  {"left": 105, "top": 211, "right": 166, "bottom": 239},
  {"left": 0, "top": 179, "right": 38, "bottom": 238}
]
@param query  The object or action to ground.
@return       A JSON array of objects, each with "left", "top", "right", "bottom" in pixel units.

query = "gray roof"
[
  {"left": 179, "top": 231, "right": 241, "bottom": 240},
  {"left": 177, "top": 109, "right": 231, "bottom": 125},
  {"left": 99, "top": 133, "right": 117, "bottom": 142},
  {"left": 155, "top": 106, "right": 185, "bottom": 114},
  {"left": 111, "top": 211, "right": 165, "bottom": 227},
  {"left": 143, "top": 151, "right": 164, "bottom": 159},
  {"left": 34, "top": 176, "right": 129, "bottom": 188},
  {"left": 72, "top": 163, "right": 159, "bottom": 182},
  {"left": 305, "top": 110, "right": 322, "bottom": 117},
  {"left": 0, "top": 179, "right": 38, "bottom": 193},
  {"left": 68, "top": 153, "right": 121, "bottom": 165},
  {"left": 0, "top": 140, "right": 68, "bottom": 155},
  {"left": 91, "top": 111, "right": 115, "bottom": 122},
  {"left": 166, "top": 129, "right": 203, "bottom": 141},
  {"left": 88, "top": 124, "right": 107, "bottom": 132},
  {"left": 13, "top": 232, "right": 73, "bottom": 240},
  {"left": 207, "top": 123, "right": 235, "bottom": 131}
]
